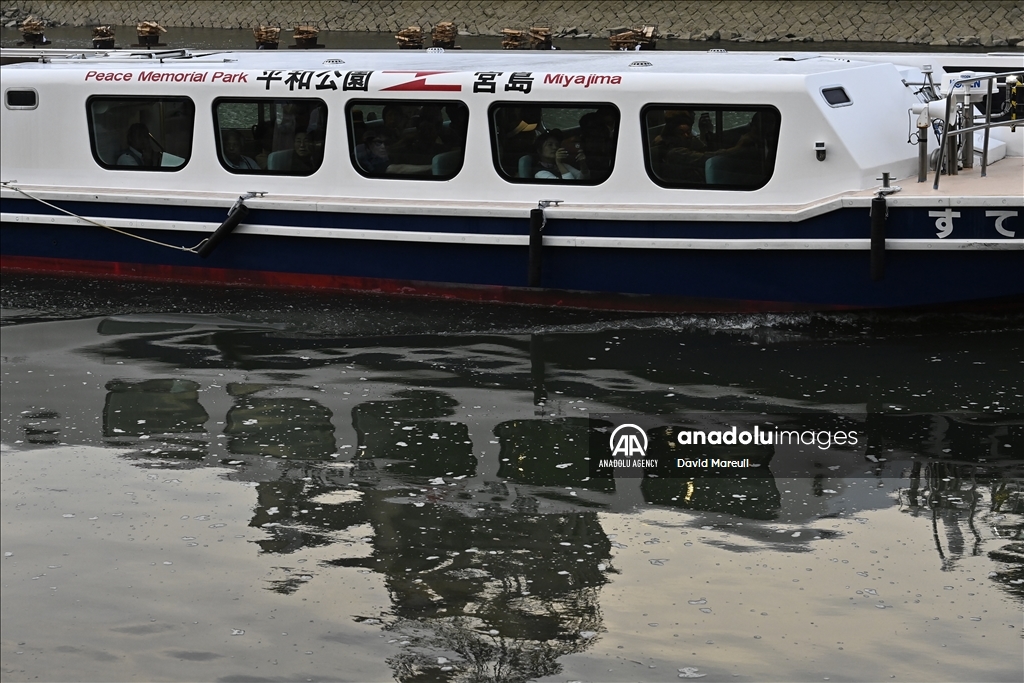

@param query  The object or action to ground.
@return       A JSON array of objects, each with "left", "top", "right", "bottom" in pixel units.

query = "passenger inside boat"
[
  {"left": 349, "top": 100, "right": 469, "bottom": 178},
  {"left": 703, "top": 109, "right": 780, "bottom": 187},
  {"left": 286, "top": 130, "right": 318, "bottom": 174},
  {"left": 651, "top": 110, "right": 710, "bottom": 184},
  {"left": 214, "top": 98, "right": 327, "bottom": 175},
  {"left": 697, "top": 112, "right": 716, "bottom": 148},
  {"left": 117, "top": 123, "right": 160, "bottom": 167},
  {"left": 442, "top": 103, "right": 469, "bottom": 149},
  {"left": 251, "top": 121, "right": 274, "bottom": 170},
  {"left": 89, "top": 97, "right": 194, "bottom": 170},
  {"left": 643, "top": 105, "right": 780, "bottom": 189},
  {"left": 221, "top": 129, "right": 260, "bottom": 171},
  {"left": 491, "top": 104, "right": 618, "bottom": 183},
  {"left": 355, "top": 130, "right": 392, "bottom": 174},
  {"left": 577, "top": 111, "right": 615, "bottom": 181},
  {"left": 379, "top": 104, "right": 417, "bottom": 153},
  {"left": 390, "top": 105, "right": 448, "bottom": 167},
  {"left": 532, "top": 131, "right": 588, "bottom": 180},
  {"left": 500, "top": 107, "right": 542, "bottom": 176}
]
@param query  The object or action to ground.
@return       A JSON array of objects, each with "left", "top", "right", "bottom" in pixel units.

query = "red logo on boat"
[{"left": 380, "top": 71, "right": 462, "bottom": 92}]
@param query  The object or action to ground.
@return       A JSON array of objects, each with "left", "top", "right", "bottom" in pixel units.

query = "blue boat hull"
[{"left": 2, "top": 198, "right": 1021, "bottom": 311}]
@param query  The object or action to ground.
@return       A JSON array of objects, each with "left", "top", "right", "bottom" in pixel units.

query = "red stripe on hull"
[{"left": 0, "top": 254, "right": 837, "bottom": 313}]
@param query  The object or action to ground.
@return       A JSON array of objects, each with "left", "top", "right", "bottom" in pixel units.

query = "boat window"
[
  {"left": 821, "top": 86, "right": 852, "bottom": 107},
  {"left": 642, "top": 105, "right": 781, "bottom": 190},
  {"left": 213, "top": 98, "right": 327, "bottom": 175},
  {"left": 347, "top": 100, "right": 468, "bottom": 180},
  {"left": 5, "top": 88, "right": 37, "bottom": 109},
  {"left": 489, "top": 104, "right": 619, "bottom": 183},
  {"left": 87, "top": 96, "right": 195, "bottom": 171}
]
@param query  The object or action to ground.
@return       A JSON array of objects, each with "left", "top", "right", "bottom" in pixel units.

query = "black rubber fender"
[
  {"left": 198, "top": 203, "right": 249, "bottom": 258},
  {"left": 870, "top": 195, "right": 886, "bottom": 281},
  {"left": 528, "top": 207, "right": 544, "bottom": 287}
]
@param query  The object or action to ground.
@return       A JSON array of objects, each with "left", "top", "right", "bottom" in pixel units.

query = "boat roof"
[{"left": 1, "top": 47, "right": 896, "bottom": 77}]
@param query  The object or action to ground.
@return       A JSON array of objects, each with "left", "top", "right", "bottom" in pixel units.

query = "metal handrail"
[{"left": 933, "top": 69, "right": 1024, "bottom": 190}]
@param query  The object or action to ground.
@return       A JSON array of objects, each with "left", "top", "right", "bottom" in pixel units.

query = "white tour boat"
[{"left": 1, "top": 47, "right": 1021, "bottom": 310}]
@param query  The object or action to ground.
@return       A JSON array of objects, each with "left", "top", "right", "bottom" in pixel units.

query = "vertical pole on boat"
[
  {"left": 961, "top": 76, "right": 973, "bottom": 170},
  {"left": 917, "top": 110, "right": 929, "bottom": 183},
  {"left": 946, "top": 131, "right": 958, "bottom": 177},
  {"left": 981, "top": 76, "right": 993, "bottom": 177},
  {"left": 933, "top": 96, "right": 952, "bottom": 190},
  {"left": 528, "top": 207, "right": 545, "bottom": 287},
  {"left": 870, "top": 193, "right": 887, "bottom": 282},
  {"left": 1011, "top": 76, "right": 1019, "bottom": 132}
]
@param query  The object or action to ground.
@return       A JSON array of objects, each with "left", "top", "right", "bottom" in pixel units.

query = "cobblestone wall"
[{"left": 2, "top": 1, "right": 1021, "bottom": 47}]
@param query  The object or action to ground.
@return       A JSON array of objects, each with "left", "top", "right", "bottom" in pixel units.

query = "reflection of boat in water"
[
  {"left": 638, "top": 423, "right": 781, "bottom": 518},
  {"left": 899, "top": 458, "right": 1023, "bottom": 599},
  {"left": 352, "top": 389, "right": 477, "bottom": 477},
  {"left": 1, "top": 48, "right": 1021, "bottom": 311},
  {"left": 3, "top": 309, "right": 1022, "bottom": 680}
]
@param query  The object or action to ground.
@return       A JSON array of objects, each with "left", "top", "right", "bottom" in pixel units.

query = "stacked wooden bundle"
[
  {"left": 609, "top": 28, "right": 640, "bottom": 50},
  {"left": 253, "top": 25, "right": 281, "bottom": 47},
  {"left": 20, "top": 16, "right": 45, "bottom": 36},
  {"left": 19, "top": 15, "right": 47, "bottom": 44},
  {"left": 136, "top": 21, "right": 166, "bottom": 37},
  {"left": 610, "top": 25, "right": 658, "bottom": 51},
  {"left": 637, "top": 25, "right": 659, "bottom": 50},
  {"left": 395, "top": 26, "right": 423, "bottom": 49},
  {"left": 501, "top": 28, "right": 524, "bottom": 49},
  {"left": 133, "top": 20, "right": 166, "bottom": 46},
  {"left": 528, "top": 26, "right": 552, "bottom": 49},
  {"left": 431, "top": 21, "right": 457, "bottom": 48},
  {"left": 291, "top": 25, "right": 320, "bottom": 48},
  {"left": 92, "top": 25, "right": 115, "bottom": 48}
]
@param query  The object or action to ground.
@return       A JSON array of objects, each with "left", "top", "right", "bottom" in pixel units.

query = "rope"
[{"left": 1, "top": 181, "right": 208, "bottom": 254}]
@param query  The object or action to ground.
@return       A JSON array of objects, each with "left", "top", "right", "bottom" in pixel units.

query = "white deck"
[{"left": 849, "top": 155, "right": 1023, "bottom": 201}]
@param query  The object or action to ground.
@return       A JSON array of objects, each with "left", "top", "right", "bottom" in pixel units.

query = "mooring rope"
[{"left": 1, "top": 180, "right": 208, "bottom": 254}]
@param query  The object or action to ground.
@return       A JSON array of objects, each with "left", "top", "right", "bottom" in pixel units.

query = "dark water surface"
[
  {"left": 1, "top": 274, "right": 1022, "bottom": 682},
  {"left": 2, "top": 25, "right": 1014, "bottom": 53}
]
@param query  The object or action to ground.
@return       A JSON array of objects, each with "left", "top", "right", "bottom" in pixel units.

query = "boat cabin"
[{"left": 0, "top": 49, "right": 970, "bottom": 207}]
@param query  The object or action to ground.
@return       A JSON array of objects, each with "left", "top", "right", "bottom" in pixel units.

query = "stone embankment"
[{"left": 2, "top": 1, "right": 1021, "bottom": 47}]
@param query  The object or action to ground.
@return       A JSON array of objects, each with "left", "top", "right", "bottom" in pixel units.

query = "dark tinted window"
[
  {"left": 821, "top": 87, "right": 852, "bottom": 106},
  {"left": 643, "top": 105, "right": 781, "bottom": 190},
  {"left": 5, "top": 89, "right": 37, "bottom": 108},
  {"left": 347, "top": 100, "right": 468, "bottom": 179},
  {"left": 214, "top": 98, "right": 327, "bottom": 175},
  {"left": 88, "top": 97, "right": 195, "bottom": 170},
  {"left": 489, "top": 103, "right": 619, "bottom": 183}
]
